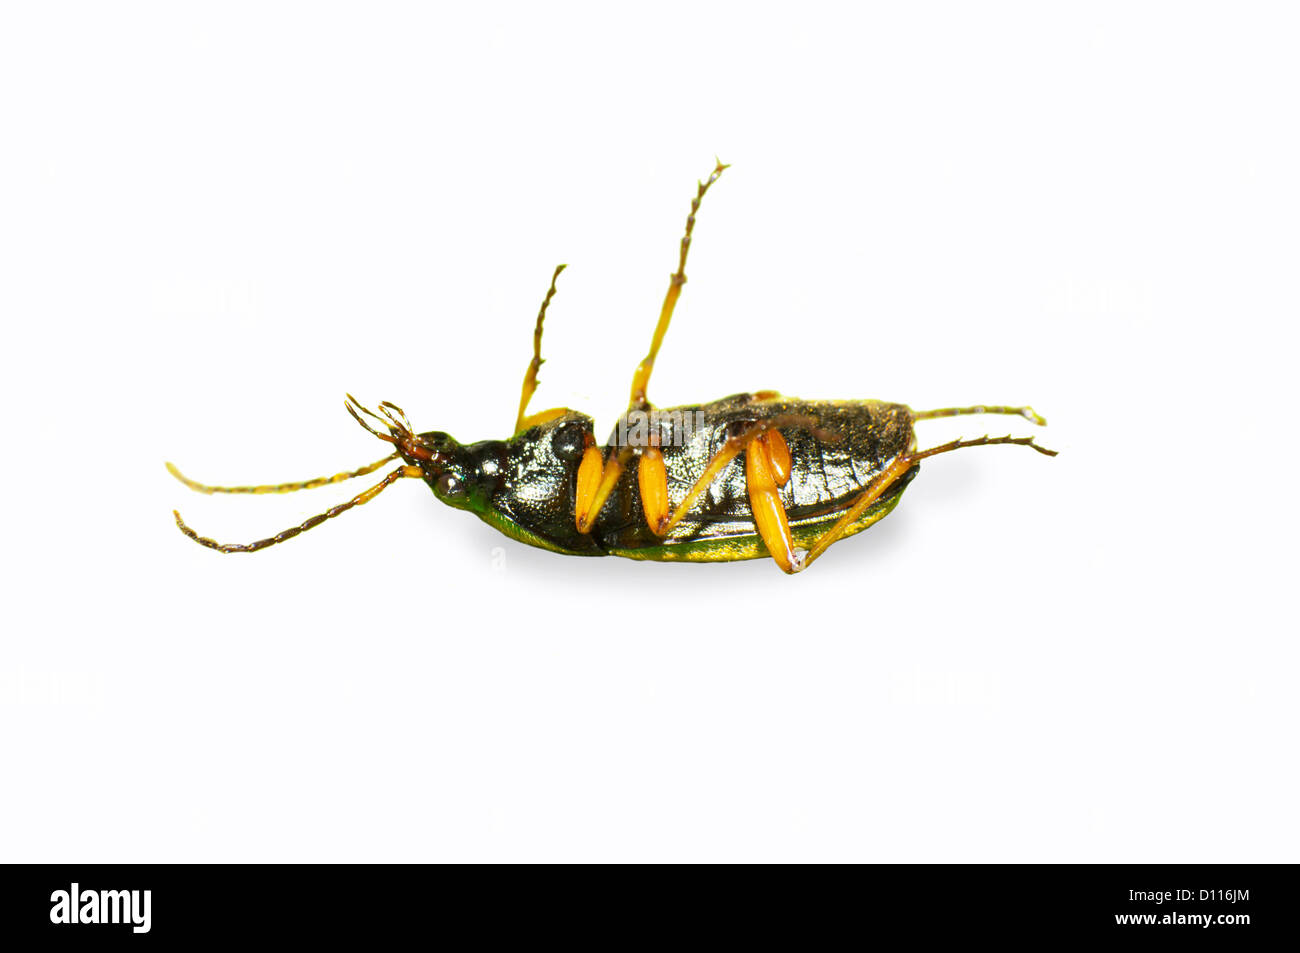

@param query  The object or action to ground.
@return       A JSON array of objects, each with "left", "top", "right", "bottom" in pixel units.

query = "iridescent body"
[
  {"left": 169, "top": 163, "right": 1055, "bottom": 573},
  {"left": 414, "top": 396, "right": 918, "bottom": 563}
]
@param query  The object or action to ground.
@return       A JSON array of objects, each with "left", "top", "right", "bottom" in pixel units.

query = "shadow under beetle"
[{"left": 170, "top": 161, "right": 1056, "bottom": 573}]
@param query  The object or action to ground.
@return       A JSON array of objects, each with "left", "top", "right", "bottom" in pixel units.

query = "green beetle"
[{"left": 170, "top": 162, "right": 1054, "bottom": 573}]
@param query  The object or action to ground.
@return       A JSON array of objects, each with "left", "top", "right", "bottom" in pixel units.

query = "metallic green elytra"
[{"left": 169, "top": 162, "right": 1054, "bottom": 573}]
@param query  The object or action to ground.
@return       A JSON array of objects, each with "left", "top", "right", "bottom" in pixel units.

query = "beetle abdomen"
[
  {"left": 484, "top": 396, "right": 916, "bottom": 560},
  {"left": 595, "top": 395, "right": 916, "bottom": 552}
]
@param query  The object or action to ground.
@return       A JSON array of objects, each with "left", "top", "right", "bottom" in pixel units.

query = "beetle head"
[{"left": 344, "top": 394, "right": 481, "bottom": 509}]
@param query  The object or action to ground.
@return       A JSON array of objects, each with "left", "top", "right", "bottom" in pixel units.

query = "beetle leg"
[
  {"left": 517, "top": 407, "right": 573, "bottom": 431},
  {"left": 637, "top": 442, "right": 670, "bottom": 534},
  {"left": 628, "top": 159, "right": 729, "bottom": 408},
  {"left": 800, "top": 433, "right": 1057, "bottom": 570},
  {"left": 173, "top": 465, "right": 424, "bottom": 554},
  {"left": 515, "top": 264, "right": 567, "bottom": 433},
  {"left": 744, "top": 432, "right": 802, "bottom": 573},
  {"left": 575, "top": 444, "right": 635, "bottom": 534},
  {"left": 581, "top": 411, "right": 832, "bottom": 539},
  {"left": 912, "top": 405, "right": 1047, "bottom": 426},
  {"left": 760, "top": 429, "right": 792, "bottom": 486},
  {"left": 650, "top": 414, "right": 830, "bottom": 539}
]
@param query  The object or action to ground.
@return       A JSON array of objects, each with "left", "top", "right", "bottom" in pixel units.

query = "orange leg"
[
  {"left": 757, "top": 430, "right": 791, "bottom": 486},
  {"left": 577, "top": 160, "right": 732, "bottom": 533},
  {"left": 800, "top": 434, "right": 1057, "bottom": 571},
  {"left": 517, "top": 407, "right": 572, "bottom": 432},
  {"left": 651, "top": 415, "right": 825, "bottom": 538},
  {"left": 628, "top": 159, "right": 729, "bottom": 408},
  {"left": 575, "top": 444, "right": 635, "bottom": 534},
  {"left": 745, "top": 432, "right": 801, "bottom": 572},
  {"left": 637, "top": 442, "right": 670, "bottom": 534},
  {"left": 515, "top": 264, "right": 567, "bottom": 434},
  {"left": 634, "top": 427, "right": 790, "bottom": 536},
  {"left": 577, "top": 413, "right": 824, "bottom": 539}
]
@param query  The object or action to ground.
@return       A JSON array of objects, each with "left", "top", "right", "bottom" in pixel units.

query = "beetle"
[{"left": 169, "top": 161, "right": 1055, "bottom": 573}]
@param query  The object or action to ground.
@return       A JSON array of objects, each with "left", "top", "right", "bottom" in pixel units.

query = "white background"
[{"left": 2, "top": 2, "right": 1296, "bottom": 862}]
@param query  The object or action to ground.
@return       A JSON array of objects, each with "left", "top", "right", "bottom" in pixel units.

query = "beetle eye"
[
  {"left": 551, "top": 421, "right": 586, "bottom": 461},
  {"left": 436, "top": 473, "right": 466, "bottom": 498}
]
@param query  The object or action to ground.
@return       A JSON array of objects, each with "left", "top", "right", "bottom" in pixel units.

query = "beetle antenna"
[
  {"left": 173, "top": 464, "right": 424, "bottom": 553},
  {"left": 166, "top": 455, "right": 399, "bottom": 495},
  {"left": 378, "top": 400, "right": 414, "bottom": 435},
  {"left": 345, "top": 393, "right": 398, "bottom": 444}
]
